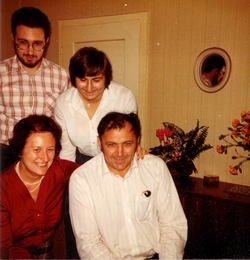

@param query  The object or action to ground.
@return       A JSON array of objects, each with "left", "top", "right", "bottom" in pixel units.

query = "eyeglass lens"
[{"left": 16, "top": 40, "right": 45, "bottom": 51}]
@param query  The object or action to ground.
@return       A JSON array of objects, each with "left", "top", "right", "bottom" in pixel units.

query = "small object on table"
[{"left": 204, "top": 175, "right": 219, "bottom": 183}]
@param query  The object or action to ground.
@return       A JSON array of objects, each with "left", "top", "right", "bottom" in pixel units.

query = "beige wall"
[{"left": 1, "top": 0, "right": 250, "bottom": 185}]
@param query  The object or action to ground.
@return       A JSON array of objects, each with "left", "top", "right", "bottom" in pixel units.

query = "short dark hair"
[
  {"left": 9, "top": 114, "right": 62, "bottom": 160},
  {"left": 69, "top": 47, "right": 113, "bottom": 88},
  {"left": 203, "top": 55, "right": 225, "bottom": 73},
  {"left": 97, "top": 112, "right": 141, "bottom": 140},
  {"left": 11, "top": 7, "right": 51, "bottom": 40}
]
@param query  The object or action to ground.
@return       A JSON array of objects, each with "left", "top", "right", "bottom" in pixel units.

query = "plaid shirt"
[{"left": 0, "top": 55, "right": 70, "bottom": 144}]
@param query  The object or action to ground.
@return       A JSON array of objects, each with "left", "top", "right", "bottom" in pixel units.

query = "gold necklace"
[
  {"left": 29, "top": 183, "right": 42, "bottom": 193},
  {"left": 15, "top": 162, "right": 45, "bottom": 192}
]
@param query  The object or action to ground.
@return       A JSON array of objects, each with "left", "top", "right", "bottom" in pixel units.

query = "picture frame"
[{"left": 194, "top": 47, "right": 231, "bottom": 93}]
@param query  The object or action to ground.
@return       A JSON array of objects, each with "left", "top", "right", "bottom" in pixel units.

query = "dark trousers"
[
  {"left": 64, "top": 149, "right": 92, "bottom": 259},
  {"left": 0, "top": 144, "right": 16, "bottom": 173}
]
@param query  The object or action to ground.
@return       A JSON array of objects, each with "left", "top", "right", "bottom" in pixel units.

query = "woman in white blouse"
[
  {"left": 55, "top": 47, "right": 140, "bottom": 164},
  {"left": 54, "top": 46, "right": 145, "bottom": 259}
]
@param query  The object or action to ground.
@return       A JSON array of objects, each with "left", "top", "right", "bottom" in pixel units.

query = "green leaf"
[{"left": 162, "top": 122, "right": 185, "bottom": 137}]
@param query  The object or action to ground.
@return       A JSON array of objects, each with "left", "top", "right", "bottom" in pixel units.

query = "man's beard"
[{"left": 15, "top": 46, "right": 43, "bottom": 68}]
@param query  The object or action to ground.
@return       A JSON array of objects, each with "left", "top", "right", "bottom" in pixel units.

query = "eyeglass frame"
[{"left": 15, "top": 39, "right": 46, "bottom": 52}]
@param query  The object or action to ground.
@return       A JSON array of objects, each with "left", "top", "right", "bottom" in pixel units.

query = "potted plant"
[
  {"left": 217, "top": 111, "right": 250, "bottom": 175},
  {"left": 150, "top": 120, "right": 213, "bottom": 178}
]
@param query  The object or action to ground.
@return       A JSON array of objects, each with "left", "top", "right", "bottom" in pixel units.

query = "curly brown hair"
[{"left": 9, "top": 114, "right": 62, "bottom": 160}]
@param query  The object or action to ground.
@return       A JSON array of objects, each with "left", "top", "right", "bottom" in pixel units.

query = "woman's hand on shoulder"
[{"left": 136, "top": 144, "right": 148, "bottom": 160}]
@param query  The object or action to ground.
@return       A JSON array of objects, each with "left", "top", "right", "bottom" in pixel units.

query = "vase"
[
  {"left": 170, "top": 169, "right": 190, "bottom": 182},
  {"left": 167, "top": 159, "right": 196, "bottom": 180}
]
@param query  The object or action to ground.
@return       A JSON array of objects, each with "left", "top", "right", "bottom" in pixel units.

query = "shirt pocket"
[{"left": 135, "top": 195, "right": 152, "bottom": 221}]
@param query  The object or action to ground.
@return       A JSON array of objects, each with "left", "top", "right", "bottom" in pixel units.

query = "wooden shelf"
[
  {"left": 174, "top": 176, "right": 250, "bottom": 206},
  {"left": 174, "top": 176, "right": 250, "bottom": 259}
]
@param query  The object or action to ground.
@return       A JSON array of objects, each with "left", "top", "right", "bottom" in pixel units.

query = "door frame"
[{"left": 59, "top": 12, "right": 148, "bottom": 146}]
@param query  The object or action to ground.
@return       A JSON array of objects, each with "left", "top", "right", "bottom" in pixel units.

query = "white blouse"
[{"left": 54, "top": 81, "right": 137, "bottom": 161}]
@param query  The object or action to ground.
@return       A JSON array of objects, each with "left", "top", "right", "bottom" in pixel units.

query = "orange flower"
[
  {"left": 242, "top": 124, "right": 249, "bottom": 135},
  {"left": 241, "top": 111, "right": 246, "bottom": 117},
  {"left": 242, "top": 139, "right": 248, "bottom": 145},
  {"left": 216, "top": 145, "right": 223, "bottom": 154},
  {"left": 229, "top": 165, "right": 238, "bottom": 175},
  {"left": 245, "top": 112, "right": 250, "bottom": 121},
  {"left": 232, "top": 119, "right": 240, "bottom": 128},
  {"left": 241, "top": 110, "right": 250, "bottom": 122},
  {"left": 233, "top": 131, "right": 240, "bottom": 138},
  {"left": 218, "top": 111, "right": 250, "bottom": 175}
]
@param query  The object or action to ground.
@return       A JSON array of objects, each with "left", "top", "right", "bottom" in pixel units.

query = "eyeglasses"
[{"left": 15, "top": 39, "right": 45, "bottom": 52}]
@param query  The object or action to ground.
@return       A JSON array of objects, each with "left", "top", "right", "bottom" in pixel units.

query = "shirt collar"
[
  {"left": 98, "top": 83, "right": 116, "bottom": 108},
  {"left": 11, "top": 55, "right": 24, "bottom": 71},
  {"left": 101, "top": 154, "right": 138, "bottom": 178}
]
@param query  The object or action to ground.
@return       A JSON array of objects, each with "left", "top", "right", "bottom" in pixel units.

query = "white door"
[{"left": 59, "top": 12, "right": 148, "bottom": 145}]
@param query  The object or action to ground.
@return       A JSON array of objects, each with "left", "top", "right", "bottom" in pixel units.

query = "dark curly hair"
[
  {"left": 69, "top": 47, "right": 113, "bottom": 88},
  {"left": 11, "top": 7, "right": 51, "bottom": 40},
  {"left": 9, "top": 114, "right": 62, "bottom": 160}
]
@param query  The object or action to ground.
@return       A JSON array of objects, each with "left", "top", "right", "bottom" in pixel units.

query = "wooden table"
[{"left": 173, "top": 176, "right": 250, "bottom": 259}]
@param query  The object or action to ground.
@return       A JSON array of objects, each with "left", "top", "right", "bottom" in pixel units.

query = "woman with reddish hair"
[{"left": 0, "top": 114, "right": 79, "bottom": 259}]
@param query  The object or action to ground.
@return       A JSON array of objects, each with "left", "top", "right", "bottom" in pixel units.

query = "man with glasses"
[{"left": 0, "top": 7, "right": 70, "bottom": 171}]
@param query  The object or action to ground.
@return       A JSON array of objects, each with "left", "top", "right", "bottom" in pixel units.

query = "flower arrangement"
[
  {"left": 216, "top": 111, "right": 250, "bottom": 175},
  {"left": 150, "top": 120, "right": 213, "bottom": 177}
]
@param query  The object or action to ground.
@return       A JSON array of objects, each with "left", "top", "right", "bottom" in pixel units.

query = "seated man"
[{"left": 69, "top": 112, "right": 187, "bottom": 259}]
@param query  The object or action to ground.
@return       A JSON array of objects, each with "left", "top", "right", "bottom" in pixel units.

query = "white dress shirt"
[
  {"left": 69, "top": 154, "right": 187, "bottom": 259},
  {"left": 54, "top": 81, "right": 137, "bottom": 161}
]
